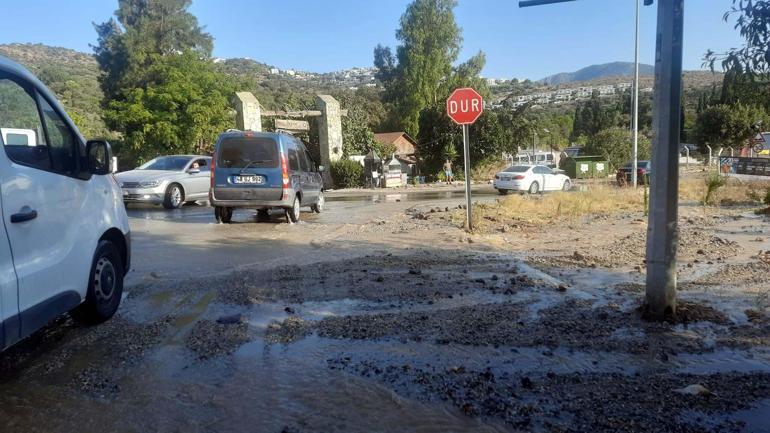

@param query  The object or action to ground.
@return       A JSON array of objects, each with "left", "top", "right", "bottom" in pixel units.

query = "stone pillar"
[
  {"left": 315, "top": 95, "right": 343, "bottom": 167},
  {"left": 234, "top": 92, "right": 262, "bottom": 132}
]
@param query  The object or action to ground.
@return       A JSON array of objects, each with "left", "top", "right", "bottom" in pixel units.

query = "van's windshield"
[{"left": 217, "top": 137, "right": 279, "bottom": 169}]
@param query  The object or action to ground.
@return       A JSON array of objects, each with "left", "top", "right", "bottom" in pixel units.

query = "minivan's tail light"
[
  {"left": 513, "top": 175, "right": 525, "bottom": 180},
  {"left": 281, "top": 151, "right": 290, "bottom": 200},
  {"left": 210, "top": 155, "right": 216, "bottom": 188}
]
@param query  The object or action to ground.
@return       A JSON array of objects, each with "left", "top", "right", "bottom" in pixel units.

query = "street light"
[{"left": 632, "top": 0, "right": 641, "bottom": 187}]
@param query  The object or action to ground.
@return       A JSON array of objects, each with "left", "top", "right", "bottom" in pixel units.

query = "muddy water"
[{"left": 2, "top": 248, "right": 770, "bottom": 432}]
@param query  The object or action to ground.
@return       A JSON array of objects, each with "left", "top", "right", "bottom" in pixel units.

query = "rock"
[
  {"left": 375, "top": 276, "right": 385, "bottom": 283},
  {"left": 284, "top": 306, "right": 296, "bottom": 314},
  {"left": 520, "top": 376, "right": 534, "bottom": 389},
  {"left": 216, "top": 314, "right": 243, "bottom": 325},
  {"left": 557, "top": 284, "right": 568, "bottom": 292},
  {"left": 572, "top": 251, "right": 585, "bottom": 261},
  {"left": 408, "top": 269, "right": 422, "bottom": 275},
  {"left": 674, "top": 384, "right": 716, "bottom": 397}
]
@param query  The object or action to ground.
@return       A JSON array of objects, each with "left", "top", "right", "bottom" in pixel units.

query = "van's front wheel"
[
  {"left": 72, "top": 240, "right": 124, "bottom": 324},
  {"left": 311, "top": 191, "right": 324, "bottom": 213}
]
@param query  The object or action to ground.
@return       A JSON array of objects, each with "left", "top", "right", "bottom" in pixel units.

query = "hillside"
[
  {"left": 0, "top": 43, "right": 109, "bottom": 137},
  {"left": 541, "top": 61, "right": 655, "bottom": 85}
]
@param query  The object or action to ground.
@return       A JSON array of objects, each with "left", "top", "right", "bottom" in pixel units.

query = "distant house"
[{"left": 374, "top": 132, "right": 419, "bottom": 175}]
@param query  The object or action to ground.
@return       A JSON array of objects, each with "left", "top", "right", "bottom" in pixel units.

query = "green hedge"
[{"left": 331, "top": 159, "right": 364, "bottom": 188}]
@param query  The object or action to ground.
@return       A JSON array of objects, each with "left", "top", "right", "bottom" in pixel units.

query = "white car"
[
  {"left": 0, "top": 55, "right": 130, "bottom": 351},
  {"left": 493, "top": 165, "right": 571, "bottom": 195}
]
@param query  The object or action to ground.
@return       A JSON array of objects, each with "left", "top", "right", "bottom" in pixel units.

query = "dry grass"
[
  {"left": 468, "top": 185, "right": 645, "bottom": 231},
  {"left": 678, "top": 176, "right": 770, "bottom": 205},
  {"left": 465, "top": 176, "right": 770, "bottom": 232}
]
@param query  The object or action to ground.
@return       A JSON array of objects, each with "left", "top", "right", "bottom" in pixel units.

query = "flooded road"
[{"left": 2, "top": 188, "right": 770, "bottom": 433}]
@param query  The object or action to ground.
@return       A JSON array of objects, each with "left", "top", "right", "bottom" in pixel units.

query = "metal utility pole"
[
  {"left": 645, "top": 0, "right": 684, "bottom": 319},
  {"left": 632, "top": 0, "right": 641, "bottom": 187},
  {"left": 462, "top": 124, "right": 472, "bottom": 229}
]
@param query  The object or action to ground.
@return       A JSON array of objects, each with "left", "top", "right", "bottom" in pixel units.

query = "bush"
[
  {"left": 330, "top": 159, "right": 364, "bottom": 189},
  {"left": 703, "top": 173, "right": 727, "bottom": 205},
  {"left": 586, "top": 128, "right": 652, "bottom": 170}
]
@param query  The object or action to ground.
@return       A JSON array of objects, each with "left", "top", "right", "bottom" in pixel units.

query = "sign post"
[{"left": 447, "top": 87, "right": 484, "bottom": 231}]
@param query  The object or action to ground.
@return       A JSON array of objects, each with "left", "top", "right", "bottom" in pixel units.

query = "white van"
[{"left": 0, "top": 56, "right": 130, "bottom": 351}]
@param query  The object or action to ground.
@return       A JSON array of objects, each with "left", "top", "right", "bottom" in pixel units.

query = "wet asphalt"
[{"left": 125, "top": 185, "right": 500, "bottom": 286}]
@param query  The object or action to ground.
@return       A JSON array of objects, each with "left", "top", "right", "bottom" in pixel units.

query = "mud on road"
[{"left": 1, "top": 194, "right": 770, "bottom": 433}]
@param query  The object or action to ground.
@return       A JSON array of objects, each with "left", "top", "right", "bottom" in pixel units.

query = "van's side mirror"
[
  {"left": 318, "top": 165, "right": 326, "bottom": 173},
  {"left": 86, "top": 140, "right": 112, "bottom": 175}
]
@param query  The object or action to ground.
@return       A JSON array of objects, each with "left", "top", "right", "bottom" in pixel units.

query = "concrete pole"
[
  {"left": 706, "top": 145, "right": 712, "bottom": 166},
  {"left": 645, "top": 0, "right": 685, "bottom": 320},
  {"left": 632, "top": 0, "right": 641, "bottom": 187}
]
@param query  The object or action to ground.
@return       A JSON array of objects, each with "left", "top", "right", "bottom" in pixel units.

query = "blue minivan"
[{"left": 209, "top": 130, "right": 325, "bottom": 223}]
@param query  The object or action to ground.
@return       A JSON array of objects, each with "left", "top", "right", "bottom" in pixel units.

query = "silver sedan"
[{"left": 115, "top": 155, "right": 212, "bottom": 209}]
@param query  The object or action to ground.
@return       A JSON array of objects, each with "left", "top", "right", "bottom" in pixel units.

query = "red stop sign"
[{"left": 446, "top": 88, "right": 484, "bottom": 125}]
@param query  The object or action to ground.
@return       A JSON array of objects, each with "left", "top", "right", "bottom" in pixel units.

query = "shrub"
[
  {"left": 330, "top": 159, "right": 364, "bottom": 189},
  {"left": 703, "top": 173, "right": 727, "bottom": 205}
]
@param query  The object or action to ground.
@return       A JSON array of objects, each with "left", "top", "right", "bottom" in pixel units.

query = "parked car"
[
  {"left": 493, "top": 165, "right": 571, "bottom": 195},
  {"left": 617, "top": 160, "right": 652, "bottom": 185},
  {"left": 116, "top": 155, "right": 212, "bottom": 209},
  {"left": 0, "top": 55, "right": 130, "bottom": 351},
  {"left": 210, "top": 130, "right": 325, "bottom": 223}
]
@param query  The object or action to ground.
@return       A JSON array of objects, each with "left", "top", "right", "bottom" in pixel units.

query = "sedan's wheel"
[
  {"left": 163, "top": 184, "right": 184, "bottom": 209},
  {"left": 528, "top": 181, "right": 540, "bottom": 194},
  {"left": 562, "top": 180, "right": 571, "bottom": 191},
  {"left": 72, "top": 240, "right": 124, "bottom": 324},
  {"left": 287, "top": 196, "right": 301, "bottom": 223},
  {"left": 311, "top": 191, "right": 325, "bottom": 213},
  {"left": 497, "top": 189, "right": 509, "bottom": 196}
]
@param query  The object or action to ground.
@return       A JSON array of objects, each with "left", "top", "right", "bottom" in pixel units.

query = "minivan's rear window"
[{"left": 217, "top": 137, "right": 279, "bottom": 169}]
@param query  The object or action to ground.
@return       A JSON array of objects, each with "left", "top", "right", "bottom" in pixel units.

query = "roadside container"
[{"left": 564, "top": 156, "right": 610, "bottom": 179}]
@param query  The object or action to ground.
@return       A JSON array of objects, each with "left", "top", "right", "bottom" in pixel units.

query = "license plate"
[{"left": 233, "top": 175, "right": 264, "bottom": 185}]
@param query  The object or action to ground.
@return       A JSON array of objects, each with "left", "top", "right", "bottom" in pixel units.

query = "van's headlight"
[{"left": 139, "top": 180, "right": 160, "bottom": 188}]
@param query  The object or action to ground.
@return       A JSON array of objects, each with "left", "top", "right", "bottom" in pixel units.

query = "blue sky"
[{"left": 0, "top": 0, "right": 742, "bottom": 80}]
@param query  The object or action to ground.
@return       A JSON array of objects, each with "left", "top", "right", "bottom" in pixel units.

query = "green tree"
[
  {"left": 104, "top": 51, "right": 234, "bottom": 159},
  {"left": 705, "top": 0, "right": 770, "bottom": 110},
  {"left": 93, "top": 0, "right": 231, "bottom": 162},
  {"left": 693, "top": 103, "right": 769, "bottom": 147},
  {"left": 374, "top": 0, "right": 476, "bottom": 137},
  {"left": 94, "top": 0, "right": 213, "bottom": 101},
  {"left": 570, "top": 92, "right": 620, "bottom": 141},
  {"left": 586, "top": 127, "right": 651, "bottom": 169}
]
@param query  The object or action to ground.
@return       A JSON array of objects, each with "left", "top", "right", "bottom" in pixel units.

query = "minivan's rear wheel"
[
  {"left": 562, "top": 180, "right": 571, "bottom": 191},
  {"left": 311, "top": 191, "right": 324, "bottom": 213},
  {"left": 72, "top": 240, "right": 124, "bottom": 324},
  {"left": 497, "top": 189, "right": 509, "bottom": 196},
  {"left": 528, "top": 181, "right": 540, "bottom": 194},
  {"left": 163, "top": 184, "right": 184, "bottom": 209},
  {"left": 287, "top": 196, "right": 301, "bottom": 223},
  {"left": 215, "top": 206, "right": 233, "bottom": 223}
]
